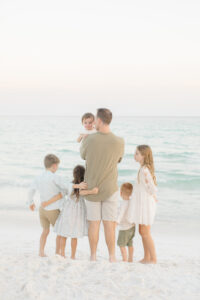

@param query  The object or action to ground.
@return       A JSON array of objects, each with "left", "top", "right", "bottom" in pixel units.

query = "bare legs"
[
  {"left": 88, "top": 220, "right": 116, "bottom": 262},
  {"left": 56, "top": 235, "right": 62, "bottom": 255},
  {"left": 58, "top": 236, "right": 78, "bottom": 259},
  {"left": 139, "top": 225, "right": 157, "bottom": 264},
  {"left": 60, "top": 237, "right": 67, "bottom": 257},
  {"left": 88, "top": 221, "right": 101, "bottom": 261},
  {"left": 103, "top": 221, "right": 116, "bottom": 262},
  {"left": 120, "top": 246, "right": 134, "bottom": 262},
  {"left": 39, "top": 228, "right": 50, "bottom": 257},
  {"left": 71, "top": 238, "right": 77, "bottom": 259}
]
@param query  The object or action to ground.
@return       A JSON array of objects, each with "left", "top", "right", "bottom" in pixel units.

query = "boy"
[
  {"left": 77, "top": 112, "right": 96, "bottom": 143},
  {"left": 117, "top": 183, "right": 135, "bottom": 262},
  {"left": 28, "top": 154, "right": 72, "bottom": 257}
]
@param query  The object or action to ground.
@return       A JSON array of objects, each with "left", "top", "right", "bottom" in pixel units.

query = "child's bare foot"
[
  {"left": 71, "top": 256, "right": 76, "bottom": 260},
  {"left": 128, "top": 259, "right": 133, "bottom": 263}
]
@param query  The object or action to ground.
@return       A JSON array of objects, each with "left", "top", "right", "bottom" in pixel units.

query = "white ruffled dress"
[
  {"left": 127, "top": 166, "right": 157, "bottom": 225},
  {"left": 54, "top": 184, "right": 88, "bottom": 238}
]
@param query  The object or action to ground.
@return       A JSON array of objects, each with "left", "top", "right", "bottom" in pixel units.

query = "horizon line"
[{"left": 0, "top": 114, "right": 199, "bottom": 118}]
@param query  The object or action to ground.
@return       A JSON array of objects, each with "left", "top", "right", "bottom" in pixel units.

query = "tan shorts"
[
  {"left": 85, "top": 191, "right": 119, "bottom": 221},
  {"left": 39, "top": 207, "right": 60, "bottom": 229}
]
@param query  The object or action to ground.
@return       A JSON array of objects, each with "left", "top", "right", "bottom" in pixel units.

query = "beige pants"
[
  {"left": 39, "top": 207, "right": 60, "bottom": 229},
  {"left": 85, "top": 191, "right": 119, "bottom": 221}
]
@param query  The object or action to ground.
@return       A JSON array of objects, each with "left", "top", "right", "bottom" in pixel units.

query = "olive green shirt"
[{"left": 80, "top": 131, "right": 124, "bottom": 202}]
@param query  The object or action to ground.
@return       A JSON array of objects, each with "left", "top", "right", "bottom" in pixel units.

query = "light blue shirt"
[{"left": 28, "top": 170, "right": 69, "bottom": 211}]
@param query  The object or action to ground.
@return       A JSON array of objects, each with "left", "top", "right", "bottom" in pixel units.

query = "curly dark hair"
[{"left": 71, "top": 165, "right": 85, "bottom": 199}]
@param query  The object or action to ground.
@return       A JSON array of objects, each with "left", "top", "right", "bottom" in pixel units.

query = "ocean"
[{"left": 0, "top": 116, "right": 200, "bottom": 225}]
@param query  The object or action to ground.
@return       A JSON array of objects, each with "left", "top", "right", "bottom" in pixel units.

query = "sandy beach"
[{"left": 0, "top": 209, "right": 199, "bottom": 300}]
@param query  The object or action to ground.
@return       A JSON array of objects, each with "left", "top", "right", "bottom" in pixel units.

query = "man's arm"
[
  {"left": 41, "top": 192, "right": 63, "bottom": 208},
  {"left": 80, "top": 187, "right": 98, "bottom": 196}
]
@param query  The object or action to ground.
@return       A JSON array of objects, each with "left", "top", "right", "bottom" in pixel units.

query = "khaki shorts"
[
  {"left": 39, "top": 207, "right": 60, "bottom": 229},
  {"left": 85, "top": 191, "right": 119, "bottom": 221},
  {"left": 117, "top": 226, "right": 135, "bottom": 247}
]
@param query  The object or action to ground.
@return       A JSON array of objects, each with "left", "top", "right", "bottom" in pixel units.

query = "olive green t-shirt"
[{"left": 80, "top": 131, "right": 124, "bottom": 202}]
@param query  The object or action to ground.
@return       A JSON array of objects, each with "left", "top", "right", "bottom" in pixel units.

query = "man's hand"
[
  {"left": 29, "top": 204, "right": 35, "bottom": 211},
  {"left": 79, "top": 182, "right": 88, "bottom": 189},
  {"left": 41, "top": 201, "right": 48, "bottom": 208}
]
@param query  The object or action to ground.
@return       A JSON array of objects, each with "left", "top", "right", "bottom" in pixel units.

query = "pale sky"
[{"left": 0, "top": 0, "right": 200, "bottom": 116}]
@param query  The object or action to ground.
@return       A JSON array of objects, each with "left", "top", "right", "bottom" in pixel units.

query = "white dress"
[
  {"left": 127, "top": 166, "right": 157, "bottom": 225},
  {"left": 54, "top": 184, "right": 88, "bottom": 238}
]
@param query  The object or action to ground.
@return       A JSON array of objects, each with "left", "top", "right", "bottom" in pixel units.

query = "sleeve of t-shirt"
[
  {"left": 80, "top": 135, "right": 89, "bottom": 160},
  {"left": 118, "top": 138, "right": 125, "bottom": 163}
]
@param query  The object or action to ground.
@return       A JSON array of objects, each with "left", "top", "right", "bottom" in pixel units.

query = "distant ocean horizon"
[{"left": 0, "top": 116, "right": 200, "bottom": 225}]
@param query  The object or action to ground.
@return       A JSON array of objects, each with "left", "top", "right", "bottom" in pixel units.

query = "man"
[{"left": 80, "top": 108, "right": 124, "bottom": 262}]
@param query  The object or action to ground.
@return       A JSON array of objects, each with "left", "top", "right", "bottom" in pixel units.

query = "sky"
[{"left": 0, "top": 0, "right": 200, "bottom": 116}]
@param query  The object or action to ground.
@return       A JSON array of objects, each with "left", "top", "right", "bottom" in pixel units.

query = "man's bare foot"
[
  {"left": 39, "top": 253, "right": 47, "bottom": 257},
  {"left": 109, "top": 256, "right": 117, "bottom": 263},
  {"left": 139, "top": 258, "right": 150, "bottom": 264},
  {"left": 148, "top": 260, "right": 157, "bottom": 264},
  {"left": 90, "top": 255, "right": 97, "bottom": 261}
]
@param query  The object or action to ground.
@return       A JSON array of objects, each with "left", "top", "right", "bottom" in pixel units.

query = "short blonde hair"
[
  {"left": 120, "top": 182, "right": 133, "bottom": 197},
  {"left": 44, "top": 154, "right": 60, "bottom": 168},
  {"left": 81, "top": 113, "right": 95, "bottom": 123}
]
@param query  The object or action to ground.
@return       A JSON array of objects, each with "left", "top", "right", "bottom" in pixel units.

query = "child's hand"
[
  {"left": 92, "top": 187, "right": 99, "bottom": 194},
  {"left": 153, "top": 195, "right": 158, "bottom": 203},
  {"left": 41, "top": 201, "right": 48, "bottom": 208},
  {"left": 29, "top": 204, "right": 35, "bottom": 211},
  {"left": 82, "top": 134, "right": 88, "bottom": 139},
  {"left": 79, "top": 182, "right": 88, "bottom": 189}
]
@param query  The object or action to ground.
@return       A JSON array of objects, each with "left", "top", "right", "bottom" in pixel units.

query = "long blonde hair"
[{"left": 137, "top": 145, "right": 157, "bottom": 185}]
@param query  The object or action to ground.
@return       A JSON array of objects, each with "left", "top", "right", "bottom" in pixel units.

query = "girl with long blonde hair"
[{"left": 128, "top": 145, "right": 157, "bottom": 264}]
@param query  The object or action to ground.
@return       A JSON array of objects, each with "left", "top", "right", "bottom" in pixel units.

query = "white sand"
[{"left": 0, "top": 210, "right": 200, "bottom": 300}]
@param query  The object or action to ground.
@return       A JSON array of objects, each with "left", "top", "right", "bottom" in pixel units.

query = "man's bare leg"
[
  {"left": 71, "top": 238, "right": 77, "bottom": 259},
  {"left": 39, "top": 228, "right": 50, "bottom": 257},
  {"left": 120, "top": 247, "right": 127, "bottom": 262},
  {"left": 103, "top": 220, "right": 116, "bottom": 262},
  {"left": 56, "top": 235, "right": 61, "bottom": 255},
  {"left": 88, "top": 220, "right": 101, "bottom": 261}
]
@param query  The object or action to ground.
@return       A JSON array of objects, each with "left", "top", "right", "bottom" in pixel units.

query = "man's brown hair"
[
  {"left": 97, "top": 108, "right": 112, "bottom": 125},
  {"left": 81, "top": 113, "right": 95, "bottom": 123},
  {"left": 120, "top": 182, "right": 133, "bottom": 196},
  {"left": 44, "top": 154, "right": 60, "bottom": 168}
]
